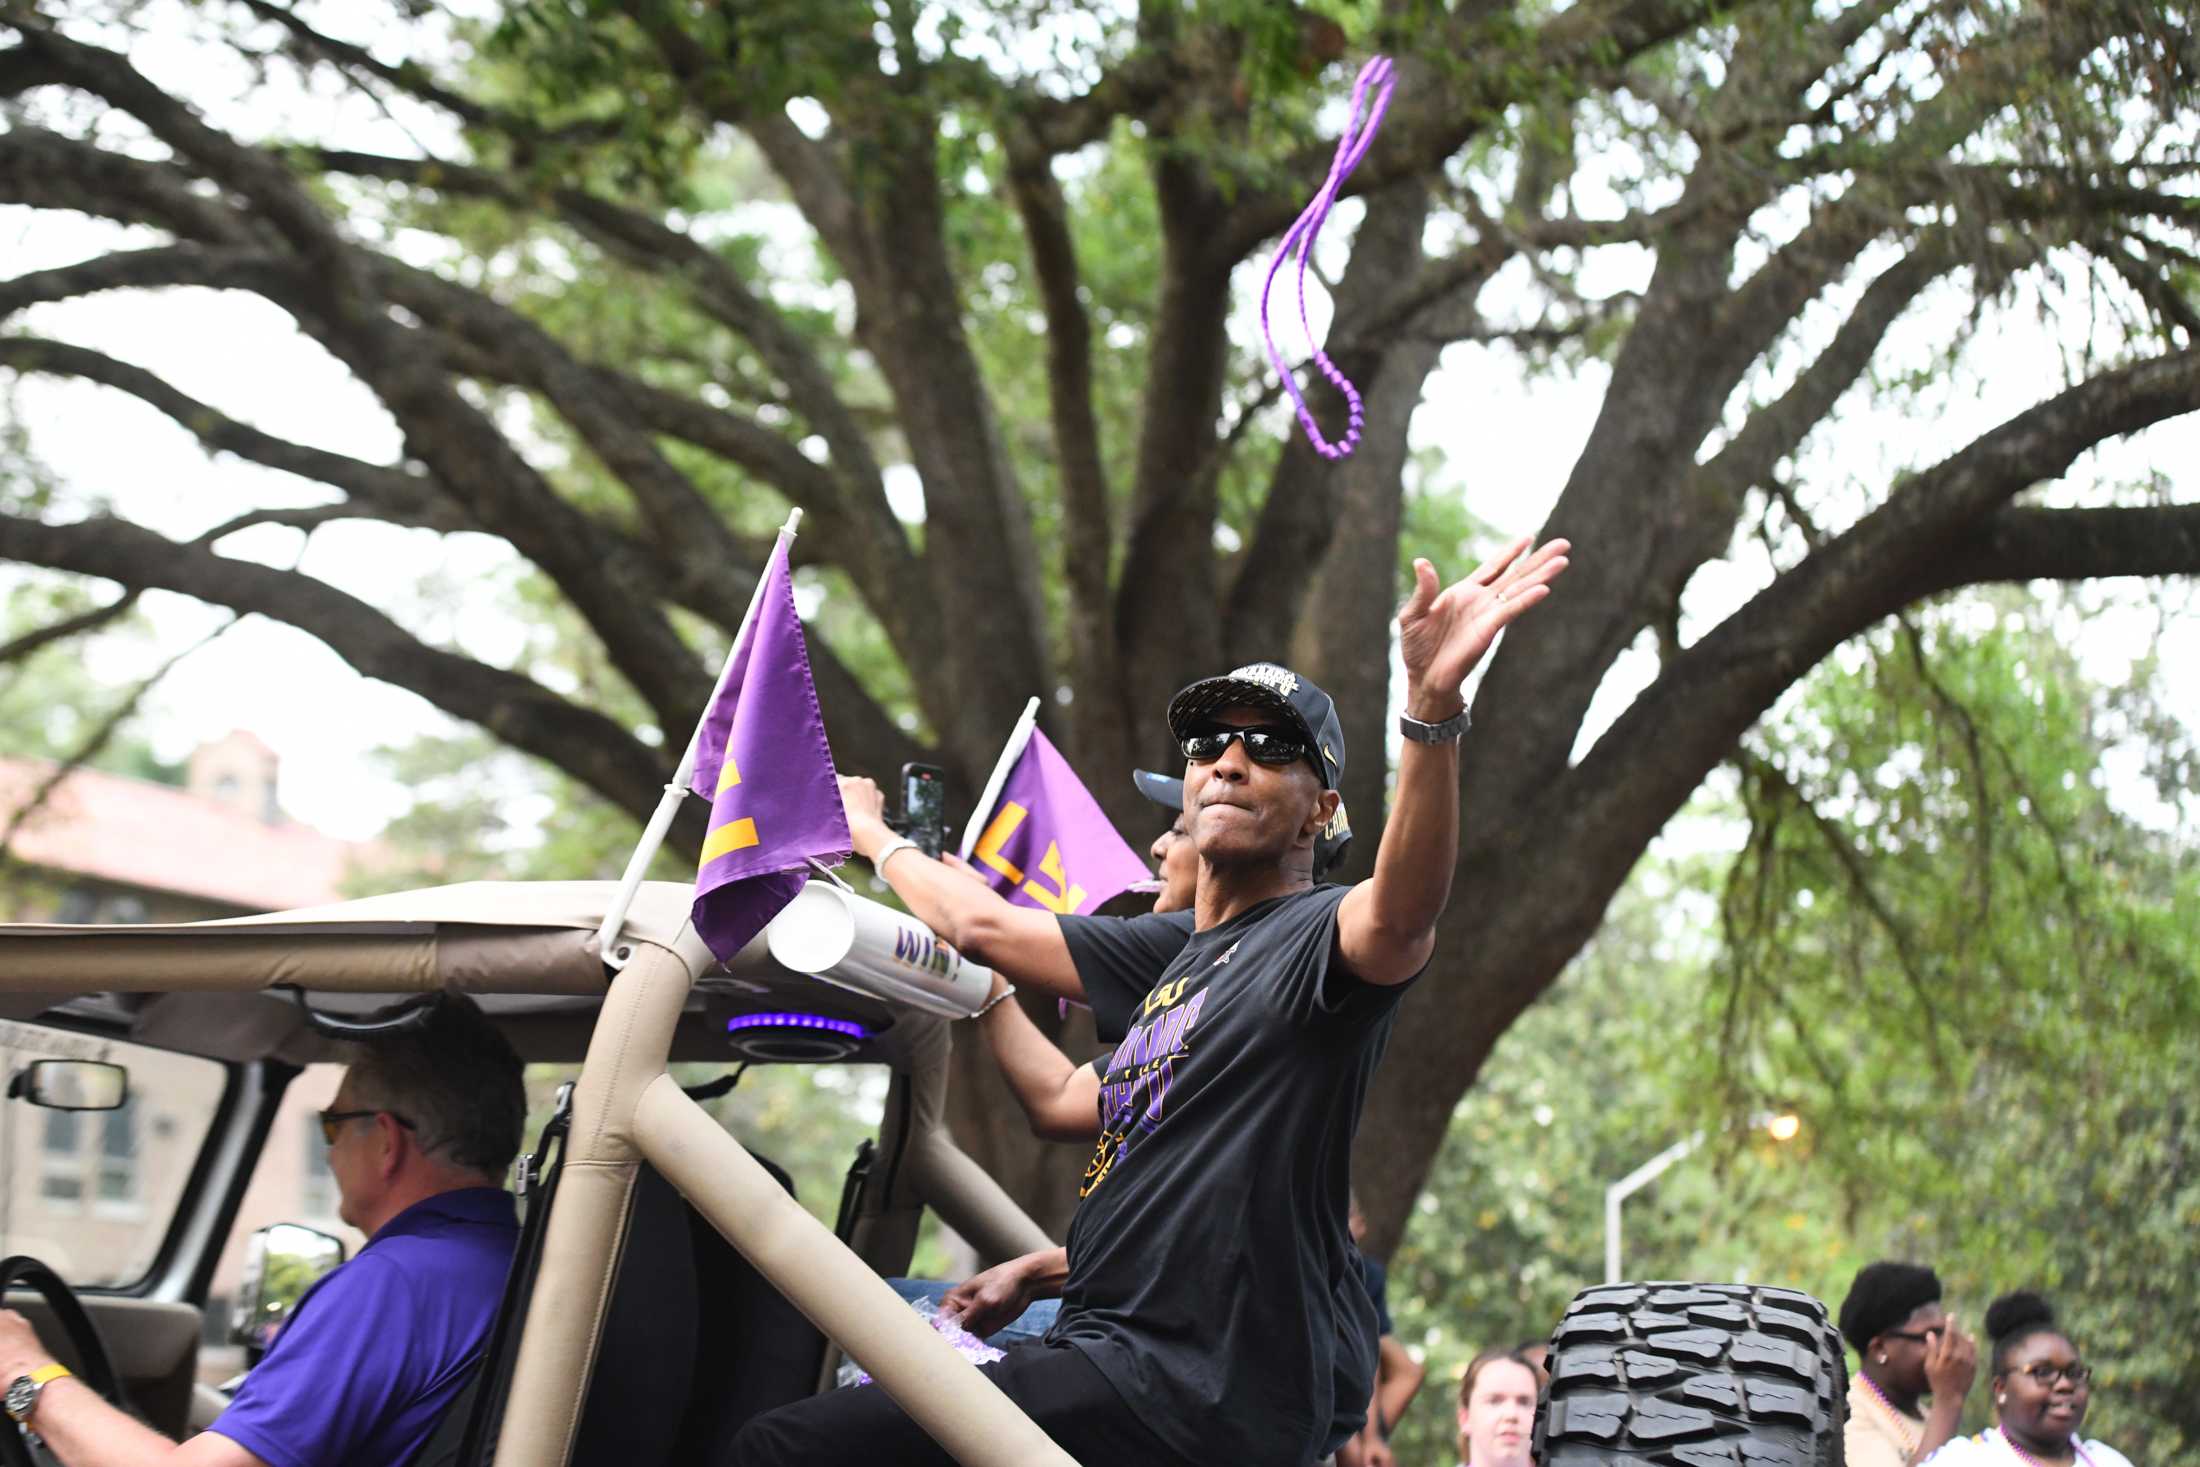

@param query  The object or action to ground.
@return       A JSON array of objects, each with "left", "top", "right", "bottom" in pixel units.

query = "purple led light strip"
[
  {"left": 725, "top": 1011, "right": 872, "bottom": 1040},
  {"left": 1259, "top": 55, "right": 1396, "bottom": 461}
]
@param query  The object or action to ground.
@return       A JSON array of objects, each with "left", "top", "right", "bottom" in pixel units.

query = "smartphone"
[{"left": 899, "top": 763, "right": 948, "bottom": 858}]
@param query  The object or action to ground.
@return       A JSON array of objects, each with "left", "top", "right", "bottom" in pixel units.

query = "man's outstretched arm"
[
  {"left": 840, "top": 777, "right": 1087, "bottom": 1001},
  {"left": 972, "top": 972, "right": 1104, "bottom": 1141},
  {"left": 1338, "top": 539, "right": 1571, "bottom": 986}
]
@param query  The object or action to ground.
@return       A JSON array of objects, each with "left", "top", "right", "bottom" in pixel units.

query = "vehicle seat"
[
  {"left": 413, "top": 1156, "right": 699, "bottom": 1467},
  {"left": 669, "top": 1155, "right": 829, "bottom": 1460},
  {"left": 570, "top": 1162, "right": 699, "bottom": 1466},
  {"left": 416, "top": 1138, "right": 823, "bottom": 1467}
]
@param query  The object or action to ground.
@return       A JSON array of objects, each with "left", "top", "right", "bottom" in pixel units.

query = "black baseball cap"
[{"left": 1166, "top": 662, "right": 1346, "bottom": 790}]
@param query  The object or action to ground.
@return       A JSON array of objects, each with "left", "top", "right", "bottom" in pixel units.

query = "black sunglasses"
[
  {"left": 318, "top": 1108, "right": 418, "bottom": 1147},
  {"left": 1179, "top": 725, "right": 1309, "bottom": 767}
]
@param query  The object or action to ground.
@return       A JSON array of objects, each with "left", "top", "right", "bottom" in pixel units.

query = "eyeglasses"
[
  {"left": 318, "top": 1108, "right": 418, "bottom": 1147},
  {"left": 2014, "top": 1363, "right": 2092, "bottom": 1388},
  {"left": 1180, "top": 725, "right": 1309, "bottom": 767},
  {"left": 1884, "top": 1328, "right": 1944, "bottom": 1344}
]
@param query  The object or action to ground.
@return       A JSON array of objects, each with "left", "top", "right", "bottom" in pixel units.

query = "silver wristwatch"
[
  {"left": 1398, "top": 707, "right": 1471, "bottom": 743},
  {"left": 4, "top": 1367, "right": 62, "bottom": 1426}
]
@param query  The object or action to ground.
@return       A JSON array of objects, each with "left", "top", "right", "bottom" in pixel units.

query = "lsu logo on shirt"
[{"left": 1081, "top": 976, "right": 1213, "bottom": 1197}]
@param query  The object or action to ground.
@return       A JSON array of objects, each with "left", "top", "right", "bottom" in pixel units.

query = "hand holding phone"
[{"left": 900, "top": 764, "right": 947, "bottom": 858}]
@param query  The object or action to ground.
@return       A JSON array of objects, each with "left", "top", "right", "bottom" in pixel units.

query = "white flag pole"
[
  {"left": 958, "top": 696, "right": 1043, "bottom": 862},
  {"left": 596, "top": 507, "right": 803, "bottom": 971}
]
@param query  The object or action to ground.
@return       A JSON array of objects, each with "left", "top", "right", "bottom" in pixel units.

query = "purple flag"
[
  {"left": 968, "top": 727, "right": 1151, "bottom": 916},
  {"left": 688, "top": 536, "right": 850, "bottom": 961}
]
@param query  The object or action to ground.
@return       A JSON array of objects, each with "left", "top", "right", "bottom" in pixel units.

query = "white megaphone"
[{"left": 764, "top": 882, "right": 994, "bottom": 1019}]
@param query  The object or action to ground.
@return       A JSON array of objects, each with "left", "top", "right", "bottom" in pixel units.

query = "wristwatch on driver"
[{"left": 4, "top": 1363, "right": 71, "bottom": 1425}]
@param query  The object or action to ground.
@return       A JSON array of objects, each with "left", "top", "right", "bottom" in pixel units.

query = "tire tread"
[{"left": 1531, "top": 1282, "right": 1847, "bottom": 1467}]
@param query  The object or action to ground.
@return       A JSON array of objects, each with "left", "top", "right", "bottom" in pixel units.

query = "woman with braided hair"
[{"left": 1919, "top": 1292, "right": 2134, "bottom": 1467}]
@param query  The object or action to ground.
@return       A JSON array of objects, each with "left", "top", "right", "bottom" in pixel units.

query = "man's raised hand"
[{"left": 1396, "top": 538, "right": 1570, "bottom": 717}]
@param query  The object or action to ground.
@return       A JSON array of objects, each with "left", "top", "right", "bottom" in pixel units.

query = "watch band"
[
  {"left": 5, "top": 1363, "right": 70, "bottom": 1424},
  {"left": 870, "top": 836, "right": 919, "bottom": 873},
  {"left": 1398, "top": 707, "right": 1471, "bottom": 743}
]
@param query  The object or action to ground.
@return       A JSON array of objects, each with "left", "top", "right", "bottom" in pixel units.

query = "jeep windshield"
[{"left": 0, "top": 1018, "right": 228, "bottom": 1289}]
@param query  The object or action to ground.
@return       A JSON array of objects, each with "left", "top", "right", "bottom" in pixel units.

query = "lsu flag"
[
  {"left": 687, "top": 536, "right": 851, "bottom": 961},
  {"left": 964, "top": 722, "right": 1151, "bottom": 915}
]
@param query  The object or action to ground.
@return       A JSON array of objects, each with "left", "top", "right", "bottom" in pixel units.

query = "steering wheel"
[{"left": 0, "top": 1257, "right": 125, "bottom": 1467}]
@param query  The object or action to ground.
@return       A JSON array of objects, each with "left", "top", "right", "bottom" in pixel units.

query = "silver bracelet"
[
  {"left": 870, "top": 836, "right": 919, "bottom": 873},
  {"left": 971, "top": 982, "right": 1018, "bottom": 1020}
]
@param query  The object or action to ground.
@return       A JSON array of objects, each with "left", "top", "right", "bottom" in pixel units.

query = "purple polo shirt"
[{"left": 212, "top": 1187, "right": 518, "bottom": 1467}]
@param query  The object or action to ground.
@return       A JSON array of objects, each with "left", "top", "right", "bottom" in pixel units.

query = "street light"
[{"left": 1603, "top": 1112, "right": 1799, "bottom": 1284}]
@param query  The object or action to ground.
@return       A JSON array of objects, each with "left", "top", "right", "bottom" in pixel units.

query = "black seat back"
[
  {"left": 572, "top": 1164, "right": 699, "bottom": 1465},
  {"left": 412, "top": 1097, "right": 701, "bottom": 1467},
  {"left": 668, "top": 1154, "right": 828, "bottom": 1461}
]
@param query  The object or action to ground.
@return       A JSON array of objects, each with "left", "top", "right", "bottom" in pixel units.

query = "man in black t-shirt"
[{"left": 733, "top": 537, "right": 1570, "bottom": 1467}]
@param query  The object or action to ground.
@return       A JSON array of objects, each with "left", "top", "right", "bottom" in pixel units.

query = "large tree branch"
[
  {"left": 1454, "top": 0, "right": 2108, "bottom": 823},
  {"left": 0, "top": 41, "right": 63, "bottom": 98},
  {"left": 13, "top": 23, "right": 719, "bottom": 734},
  {"left": 0, "top": 509, "right": 682, "bottom": 829},
  {"left": 356, "top": 260, "right": 791, "bottom": 567},
  {"left": 1649, "top": 237, "right": 1966, "bottom": 616},
  {"left": 0, "top": 225, "right": 922, "bottom": 641},
  {"left": 643, "top": 35, "right": 1051, "bottom": 769},
  {"left": 1351, "top": 355, "right": 2200, "bottom": 1260},
  {"left": 302, "top": 147, "right": 898, "bottom": 507},
  {"left": 0, "top": 335, "right": 472, "bottom": 531},
  {"left": 1003, "top": 150, "right": 1120, "bottom": 767},
  {"left": 0, "top": 242, "right": 921, "bottom": 778},
  {"left": 230, "top": 0, "right": 618, "bottom": 148},
  {"left": 1113, "top": 157, "right": 1235, "bottom": 756},
  {"left": 1214, "top": 0, "right": 1730, "bottom": 263},
  {"left": 368, "top": 260, "right": 933, "bottom": 643},
  {"left": 1566, "top": 348, "right": 2200, "bottom": 892},
  {"left": 1904, "top": 503, "right": 2200, "bottom": 594},
  {"left": 0, "top": 125, "right": 260, "bottom": 244},
  {"left": 1009, "top": 36, "right": 1200, "bottom": 158}
]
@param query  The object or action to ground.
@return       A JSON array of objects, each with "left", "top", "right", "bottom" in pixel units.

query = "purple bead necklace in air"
[{"left": 1258, "top": 54, "right": 1396, "bottom": 461}]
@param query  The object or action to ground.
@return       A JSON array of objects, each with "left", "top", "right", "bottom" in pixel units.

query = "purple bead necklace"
[
  {"left": 1997, "top": 1426, "right": 2096, "bottom": 1467},
  {"left": 1258, "top": 54, "right": 1396, "bottom": 460}
]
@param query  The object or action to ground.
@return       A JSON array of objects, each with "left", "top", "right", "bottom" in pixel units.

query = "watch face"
[{"left": 3, "top": 1375, "right": 33, "bottom": 1421}]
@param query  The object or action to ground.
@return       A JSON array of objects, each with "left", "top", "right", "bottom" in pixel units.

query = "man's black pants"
[{"left": 728, "top": 1340, "right": 1190, "bottom": 1467}]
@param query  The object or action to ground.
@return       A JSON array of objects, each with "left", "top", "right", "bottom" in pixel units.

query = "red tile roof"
[{"left": 0, "top": 757, "right": 369, "bottom": 912}]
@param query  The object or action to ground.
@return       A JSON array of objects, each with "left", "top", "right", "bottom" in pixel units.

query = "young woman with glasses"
[{"left": 1919, "top": 1292, "right": 2133, "bottom": 1467}]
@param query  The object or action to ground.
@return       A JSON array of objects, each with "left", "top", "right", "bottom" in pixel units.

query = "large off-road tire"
[{"left": 1533, "top": 1281, "right": 1847, "bottom": 1467}]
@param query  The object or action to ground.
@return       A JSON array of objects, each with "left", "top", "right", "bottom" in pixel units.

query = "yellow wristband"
[{"left": 28, "top": 1364, "right": 69, "bottom": 1387}]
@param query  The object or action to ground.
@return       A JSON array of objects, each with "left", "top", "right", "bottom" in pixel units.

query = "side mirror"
[
  {"left": 6, "top": 1060, "right": 128, "bottom": 1111},
  {"left": 230, "top": 1223, "right": 346, "bottom": 1357}
]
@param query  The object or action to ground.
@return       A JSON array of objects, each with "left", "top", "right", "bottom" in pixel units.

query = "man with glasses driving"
[
  {"left": 735, "top": 536, "right": 1570, "bottom": 1467},
  {"left": 0, "top": 995, "right": 525, "bottom": 1467}
]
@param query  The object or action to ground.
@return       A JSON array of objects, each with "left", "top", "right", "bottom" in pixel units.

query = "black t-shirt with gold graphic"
[{"left": 1046, "top": 885, "right": 1411, "bottom": 1466}]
